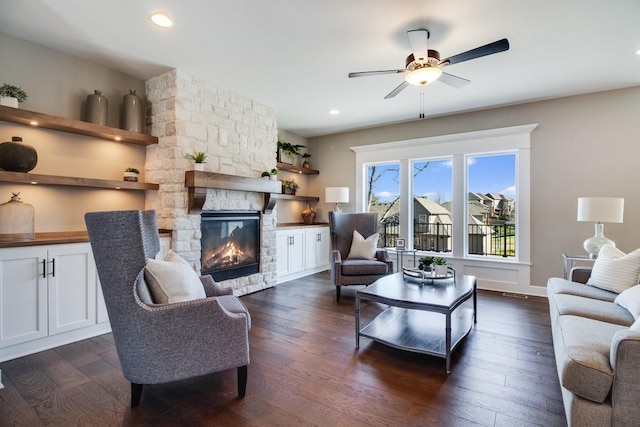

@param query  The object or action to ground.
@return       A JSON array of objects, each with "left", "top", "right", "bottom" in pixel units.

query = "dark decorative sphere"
[{"left": 0, "top": 137, "right": 38, "bottom": 172}]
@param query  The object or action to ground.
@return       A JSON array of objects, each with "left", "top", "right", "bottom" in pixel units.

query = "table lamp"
[
  {"left": 577, "top": 197, "right": 624, "bottom": 258},
  {"left": 325, "top": 187, "right": 349, "bottom": 212}
]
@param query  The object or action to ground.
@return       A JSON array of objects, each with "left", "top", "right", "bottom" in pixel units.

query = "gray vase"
[
  {"left": 85, "top": 90, "right": 108, "bottom": 126},
  {"left": 122, "top": 89, "right": 144, "bottom": 133}
]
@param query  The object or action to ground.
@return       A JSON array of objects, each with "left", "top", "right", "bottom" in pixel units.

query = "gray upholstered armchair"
[
  {"left": 329, "top": 212, "right": 393, "bottom": 301},
  {"left": 84, "top": 210, "right": 251, "bottom": 407}
]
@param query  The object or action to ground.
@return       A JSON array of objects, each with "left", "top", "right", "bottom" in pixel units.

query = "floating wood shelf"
[
  {"left": 0, "top": 171, "right": 159, "bottom": 191},
  {"left": 185, "top": 170, "right": 282, "bottom": 214},
  {"left": 277, "top": 162, "right": 319, "bottom": 175},
  {"left": 0, "top": 105, "right": 158, "bottom": 146},
  {"left": 269, "top": 194, "right": 320, "bottom": 202}
]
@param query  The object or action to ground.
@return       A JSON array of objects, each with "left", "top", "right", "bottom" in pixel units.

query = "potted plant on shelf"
[
  {"left": 301, "top": 153, "right": 312, "bottom": 169},
  {"left": 186, "top": 151, "right": 207, "bottom": 171},
  {"left": 281, "top": 179, "right": 299, "bottom": 195},
  {"left": 270, "top": 167, "right": 279, "bottom": 180},
  {"left": 277, "top": 140, "right": 305, "bottom": 165},
  {"left": 261, "top": 171, "right": 271, "bottom": 179},
  {"left": 123, "top": 167, "right": 140, "bottom": 182},
  {"left": 433, "top": 257, "right": 448, "bottom": 276},
  {"left": 0, "top": 84, "right": 28, "bottom": 108}
]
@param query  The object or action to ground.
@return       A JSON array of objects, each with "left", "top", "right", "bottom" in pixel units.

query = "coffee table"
[{"left": 355, "top": 272, "right": 477, "bottom": 373}]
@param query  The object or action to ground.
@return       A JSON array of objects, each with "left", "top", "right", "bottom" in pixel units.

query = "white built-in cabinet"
[
  {"left": 0, "top": 237, "right": 170, "bottom": 362},
  {"left": 277, "top": 225, "right": 329, "bottom": 283}
]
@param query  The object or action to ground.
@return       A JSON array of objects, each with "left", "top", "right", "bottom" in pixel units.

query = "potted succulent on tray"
[
  {"left": 123, "top": 167, "right": 140, "bottom": 182},
  {"left": 433, "top": 257, "right": 448, "bottom": 276},
  {"left": 0, "top": 83, "right": 28, "bottom": 108},
  {"left": 418, "top": 256, "right": 434, "bottom": 272},
  {"left": 281, "top": 179, "right": 299, "bottom": 195},
  {"left": 186, "top": 151, "right": 207, "bottom": 171}
]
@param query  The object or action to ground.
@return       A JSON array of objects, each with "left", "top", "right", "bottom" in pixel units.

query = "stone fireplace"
[{"left": 144, "top": 69, "right": 279, "bottom": 295}]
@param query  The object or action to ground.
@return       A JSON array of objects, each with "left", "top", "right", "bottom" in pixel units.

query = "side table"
[
  {"left": 386, "top": 248, "right": 417, "bottom": 272},
  {"left": 562, "top": 253, "right": 596, "bottom": 280}
]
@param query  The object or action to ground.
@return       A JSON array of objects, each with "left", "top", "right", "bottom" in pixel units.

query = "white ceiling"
[{"left": 1, "top": 0, "right": 639, "bottom": 137}]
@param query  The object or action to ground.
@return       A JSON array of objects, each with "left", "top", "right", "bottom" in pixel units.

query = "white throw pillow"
[
  {"left": 144, "top": 250, "right": 206, "bottom": 304},
  {"left": 587, "top": 244, "right": 640, "bottom": 293},
  {"left": 347, "top": 230, "right": 379, "bottom": 260},
  {"left": 615, "top": 284, "right": 640, "bottom": 320},
  {"left": 630, "top": 317, "right": 640, "bottom": 331}
]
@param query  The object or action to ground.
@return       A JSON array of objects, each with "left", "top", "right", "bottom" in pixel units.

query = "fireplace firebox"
[{"left": 200, "top": 211, "right": 260, "bottom": 281}]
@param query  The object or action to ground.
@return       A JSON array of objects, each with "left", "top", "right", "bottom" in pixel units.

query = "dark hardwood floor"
[{"left": 0, "top": 272, "right": 566, "bottom": 426}]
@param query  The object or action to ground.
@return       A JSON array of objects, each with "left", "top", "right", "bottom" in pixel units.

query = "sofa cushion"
[
  {"left": 614, "top": 284, "right": 640, "bottom": 320},
  {"left": 587, "top": 244, "right": 640, "bottom": 293},
  {"left": 547, "top": 277, "right": 617, "bottom": 302},
  {"left": 554, "top": 315, "right": 627, "bottom": 403},
  {"left": 552, "top": 294, "right": 634, "bottom": 326},
  {"left": 341, "top": 259, "right": 388, "bottom": 275}
]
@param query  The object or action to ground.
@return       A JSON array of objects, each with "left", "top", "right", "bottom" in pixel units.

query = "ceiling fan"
[{"left": 348, "top": 29, "right": 510, "bottom": 99}]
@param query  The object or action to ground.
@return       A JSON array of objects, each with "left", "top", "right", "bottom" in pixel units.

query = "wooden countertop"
[
  {"left": 0, "top": 230, "right": 172, "bottom": 248},
  {"left": 277, "top": 222, "right": 329, "bottom": 229}
]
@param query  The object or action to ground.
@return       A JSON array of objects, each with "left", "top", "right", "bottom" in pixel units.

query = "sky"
[{"left": 368, "top": 153, "right": 516, "bottom": 203}]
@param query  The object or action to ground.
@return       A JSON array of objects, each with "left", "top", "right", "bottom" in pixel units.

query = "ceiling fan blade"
[
  {"left": 384, "top": 81, "right": 409, "bottom": 99},
  {"left": 438, "top": 72, "right": 470, "bottom": 89},
  {"left": 439, "top": 38, "right": 509, "bottom": 66},
  {"left": 348, "top": 69, "right": 407, "bottom": 78},
  {"left": 407, "top": 29, "right": 430, "bottom": 64}
]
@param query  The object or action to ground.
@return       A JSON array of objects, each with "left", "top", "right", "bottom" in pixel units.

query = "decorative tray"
[{"left": 402, "top": 266, "right": 455, "bottom": 284}]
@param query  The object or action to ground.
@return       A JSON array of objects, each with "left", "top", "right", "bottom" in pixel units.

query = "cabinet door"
[
  {"left": 316, "top": 228, "right": 330, "bottom": 268},
  {"left": 276, "top": 232, "right": 291, "bottom": 276},
  {"left": 288, "top": 231, "right": 305, "bottom": 274},
  {"left": 0, "top": 246, "right": 48, "bottom": 348},
  {"left": 47, "top": 243, "right": 97, "bottom": 335},
  {"left": 305, "top": 227, "right": 330, "bottom": 270}
]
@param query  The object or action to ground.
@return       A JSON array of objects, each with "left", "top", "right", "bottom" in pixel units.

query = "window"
[
  {"left": 412, "top": 158, "right": 452, "bottom": 252},
  {"left": 365, "top": 162, "right": 400, "bottom": 247},
  {"left": 466, "top": 153, "right": 516, "bottom": 258},
  {"left": 352, "top": 124, "right": 535, "bottom": 264}
]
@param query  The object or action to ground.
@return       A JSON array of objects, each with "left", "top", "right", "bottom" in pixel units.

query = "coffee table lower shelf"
[{"left": 358, "top": 306, "right": 474, "bottom": 370}]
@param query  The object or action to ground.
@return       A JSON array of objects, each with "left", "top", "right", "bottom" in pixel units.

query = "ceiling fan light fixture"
[{"left": 404, "top": 66, "right": 443, "bottom": 86}]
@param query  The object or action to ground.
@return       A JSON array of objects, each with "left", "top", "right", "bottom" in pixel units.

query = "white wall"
[{"left": 308, "top": 87, "right": 640, "bottom": 287}]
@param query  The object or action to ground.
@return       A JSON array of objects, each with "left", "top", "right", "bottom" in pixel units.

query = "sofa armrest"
[
  {"left": 610, "top": 329, "right": 640, "bottom": 425},
  {"left": 570, "top": 267, "right": 592, "bottom": 284}
]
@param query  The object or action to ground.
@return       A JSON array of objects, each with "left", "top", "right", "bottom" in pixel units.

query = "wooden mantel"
[{"left": 185, "top": 170, "right": 282, "bottom": 214}]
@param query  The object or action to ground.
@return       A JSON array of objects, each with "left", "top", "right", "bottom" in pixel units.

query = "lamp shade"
[
  {"left": 577, "top": 197, "right": 624, "bottom": 223},
  {"left": 325, "top": 187, "right": 349, "bottom": 203}
]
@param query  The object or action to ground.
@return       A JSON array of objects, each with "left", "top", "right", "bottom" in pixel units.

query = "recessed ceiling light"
[
  {"left": 636, "top": 48, "right": 640, "bottom": 55},
  {"left": 329, "top": 109, "right": 340, "bottom": 115},
  {"left": 150, "top": 12, "right": 173, "bottom": 28}
]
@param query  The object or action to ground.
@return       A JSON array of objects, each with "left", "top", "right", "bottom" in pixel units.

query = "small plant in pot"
[
  {"left": 123, "top": 167, "right": 140, "bottom": 182},
  {"left": 261, "top": 171, "right": 271, "bottom": 179},
  {"left": 301, "top": 153, "right": 312, "bottom": 169},
  {"left": 277, "top": 140, "right": 305, "bottom": 164},
  {"left": 270, "top": 167, "right": 279, "bottom": 180},
  {"left": 281, "top": 179, "right": 299, "bottom": 195},
  {"left": 186, "top": 151, "right": 207, "bottom": 171},
  {"left": 433, "top": 257, "right": 448, "bottom": 276},
  {"left": 418, "top": 256, "right": 434, "bottom": 271},
  {"left": 0, "top": 84, "right": 28, "bottom": 108}
]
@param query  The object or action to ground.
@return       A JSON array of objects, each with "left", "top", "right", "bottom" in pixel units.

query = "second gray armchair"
[{"left": 329, "top": 211, "right": 393, "bottom": 301}]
